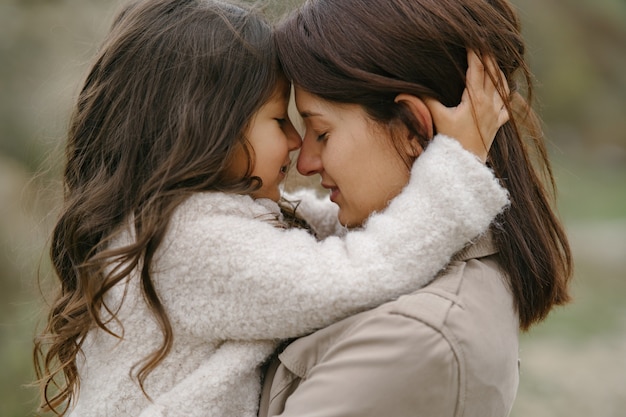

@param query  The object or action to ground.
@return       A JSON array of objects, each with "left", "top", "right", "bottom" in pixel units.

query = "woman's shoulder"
[
  {"left": 372, "top": 233, "right": 518, "bottom": 353},
  {"left": 391, "top": 245, "right": 515, "bottom": 332},
  {"left": 362, "top": 247, "right": 519, "bottom": 415},
  {"left": 273, "top": 235, "right": 519, "bottom": 416},
  {"left": 280, "top": 233, "right": 517, "bottom": 361},
  {"left": 379, "top": 261, "right": 519, "bottom": 392}
]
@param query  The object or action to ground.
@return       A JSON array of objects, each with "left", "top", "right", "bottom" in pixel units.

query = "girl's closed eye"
[{"left": 275, "top": 118, "right": 287, "bottom": 127}]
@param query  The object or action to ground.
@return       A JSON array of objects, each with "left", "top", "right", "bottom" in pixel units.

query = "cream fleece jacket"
[{"left": 69, "top": 135, "right": 508, "bottom": 417}]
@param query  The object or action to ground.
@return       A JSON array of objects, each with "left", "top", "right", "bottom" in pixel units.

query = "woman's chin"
[{"left": 337, "top": 210, "right": 365, "bottom": 229}]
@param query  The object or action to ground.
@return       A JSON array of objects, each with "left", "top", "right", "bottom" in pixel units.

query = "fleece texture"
[{"left": 69, "top": 135, "right": 508, "bottom": 417}]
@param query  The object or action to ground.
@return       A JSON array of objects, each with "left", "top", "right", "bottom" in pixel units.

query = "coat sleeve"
[
  {"left": 272, "top": 313, "right": 459, "bottom": 417},
  {"left": 281, "top": 188, "right": 344, "bottom": 240},
  {"left": 154, "top": 134, "right": 509, "bottom": 340}
]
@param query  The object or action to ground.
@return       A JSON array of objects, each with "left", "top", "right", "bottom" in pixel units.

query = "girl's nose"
[{"left": 284, "top": 119, "right": 302, "bottom": 152}]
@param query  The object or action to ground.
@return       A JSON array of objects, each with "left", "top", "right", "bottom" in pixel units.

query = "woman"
[{"left": 259, "top": 0, "right": 573, "bottom": 416}]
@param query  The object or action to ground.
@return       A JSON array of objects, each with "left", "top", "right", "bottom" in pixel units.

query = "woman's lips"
[{"left": 322, "top": 183, "right": 340, "bottom": 203}]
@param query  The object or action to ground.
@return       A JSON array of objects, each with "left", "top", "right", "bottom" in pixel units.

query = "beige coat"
[{"left": 259, "top": 233, "right": 520, "bottom": 417}]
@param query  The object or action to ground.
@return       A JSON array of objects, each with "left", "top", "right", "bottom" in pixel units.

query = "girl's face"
[
  {"left": 295, "top": 88, "right": 413, "bottom": 227},
  {"left": 227, "top": 79, "right": 302, "bottom": 202}
]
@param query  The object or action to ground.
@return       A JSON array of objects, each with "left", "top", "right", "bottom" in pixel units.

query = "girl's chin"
[{"left": 252, "top": 186, "right": 281, "bottom": 202}]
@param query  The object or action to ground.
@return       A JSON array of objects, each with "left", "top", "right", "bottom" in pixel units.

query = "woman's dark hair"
[
  {"left": 33, "top": 0, "right": 280, "bottom": 414},
  {"left": 276, "top": 0, "right": 572, "bottom": 330}
]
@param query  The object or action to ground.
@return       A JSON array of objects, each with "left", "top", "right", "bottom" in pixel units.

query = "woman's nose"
[{"left": 297, "top": 136, "right": 323, "bottom": 176}]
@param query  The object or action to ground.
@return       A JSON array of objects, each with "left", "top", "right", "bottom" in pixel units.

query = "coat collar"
[{"left": 453, "top": 231, "right": 497, "bottom": 262}]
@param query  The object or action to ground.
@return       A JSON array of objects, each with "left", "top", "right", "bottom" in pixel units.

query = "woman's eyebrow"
[{"left": 300, "top": 111, "right": 323, "bottom": 118}]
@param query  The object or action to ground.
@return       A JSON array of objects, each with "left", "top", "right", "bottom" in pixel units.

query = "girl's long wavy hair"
[
  {"left": 33, "top": 0, "right": 280, "bottom": 414},
  {"left": 276, "top": 0, "right": 573, "bottom": 330}
]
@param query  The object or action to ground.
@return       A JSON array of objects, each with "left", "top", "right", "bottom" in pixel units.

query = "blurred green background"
[{"left": 1, "top": 0, "right": 624, "bottom": 416}]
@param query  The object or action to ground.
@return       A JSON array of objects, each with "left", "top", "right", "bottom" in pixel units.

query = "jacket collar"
[
  {"left": 278, "top": 314, "right": 363, "bottom": 379},
  {"left": 453, "top": 231, "right": 497, "bottom": 262}
]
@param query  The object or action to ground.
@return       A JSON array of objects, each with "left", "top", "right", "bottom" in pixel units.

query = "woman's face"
[{"left": 295, "top": 88, "right": 413, "bottom": 227}]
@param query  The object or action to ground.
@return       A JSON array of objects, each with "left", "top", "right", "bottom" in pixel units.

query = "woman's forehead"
[{"left": 294, "top": 88, "right": 365, "bottom": 120}]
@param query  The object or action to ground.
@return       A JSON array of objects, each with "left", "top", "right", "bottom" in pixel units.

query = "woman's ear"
[{"left": 394, "top": 93, "right": 434, "bottom": 142}]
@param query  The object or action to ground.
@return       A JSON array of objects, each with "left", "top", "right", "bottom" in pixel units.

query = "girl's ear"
[{"left": 394, "top": 93, "right": 434, "bottom": 149}]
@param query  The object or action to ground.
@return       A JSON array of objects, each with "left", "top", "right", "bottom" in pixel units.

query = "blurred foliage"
[
  {"left": 519, "top": 0, "right": 626, "bottom": 151},
  {"left": 0, "top": 0, "right": 624, "bottom": 416}
]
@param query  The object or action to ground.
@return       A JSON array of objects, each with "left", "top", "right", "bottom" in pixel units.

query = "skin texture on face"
[
  {"left": 227, "top": 79, "right": 302, "bottom": 201},
  {"left": 295, "top": 88, "right": 414, "bottom": 228}
]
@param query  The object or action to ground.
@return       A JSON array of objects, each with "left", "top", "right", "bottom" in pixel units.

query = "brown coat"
[{"left": 259, "top": 233, "right": 520, "bottom": 417}]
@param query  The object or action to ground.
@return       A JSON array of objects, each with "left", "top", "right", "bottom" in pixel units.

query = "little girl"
[{"left": 33, "top": 0, "right": 509, "bottom": 416}]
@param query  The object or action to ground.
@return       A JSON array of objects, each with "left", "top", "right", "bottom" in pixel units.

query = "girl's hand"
[{"left": 425, "top": 51, "right": 510, "bottom": 163}]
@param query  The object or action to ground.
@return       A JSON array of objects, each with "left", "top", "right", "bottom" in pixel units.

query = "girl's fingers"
[
  {"left": 482, "top": 54, "right": 499, "bottom": 91},
  {"left": 466, "top": 51, "right": 484, "bottom": 101},
  {"left": 467, "top": 50, "right": 510, "bottom": 129},
  {"left": 422, "top": 50, "right": 511, "bottom": 162},
  {"left": 493, "top": 67, "right": 510, "bottom": 126},
  {"left": 499, "top": 68, "right": 511, "bottom": 96},
  {"left": 423, "top": 97, "right": 446, "bottom": 115},
  {"left": 483, "top": 54, "right": 510, "bottom": 112},
  {"left": 498, "top": 90, "right": 511, "bottom": 126},
  {"left": 423, "top": 97, "right": 452, "bottom": 134}
]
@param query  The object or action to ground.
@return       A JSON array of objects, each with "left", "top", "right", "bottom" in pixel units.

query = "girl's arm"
[
  {"left": 281, "top": 188, "right": 344, "bottom": 240},
  {"left": 157, "top": 141, "right": 506, "bottom": 341},
  {"left": 154, "top": 53, "right": 509, "bottom": 341}
]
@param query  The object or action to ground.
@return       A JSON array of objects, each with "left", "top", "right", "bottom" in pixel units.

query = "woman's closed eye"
[{"left": 316, "top": 132, "right": 329, "bottom": 142}]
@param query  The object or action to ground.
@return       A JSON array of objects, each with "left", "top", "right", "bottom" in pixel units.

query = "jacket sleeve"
[
  {"left": 154, "top": 134, "right": 509, "bottom": 340},
  {"left": 272, "top": 313, "right": 459, "bottom": 417},
  {"left": 281, "top": 188, "right": 344, "bottom": 240}
]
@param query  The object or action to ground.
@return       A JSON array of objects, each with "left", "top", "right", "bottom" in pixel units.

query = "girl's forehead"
[{"left": 274, "top": 76, "right": 291, "bottom": 100}]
